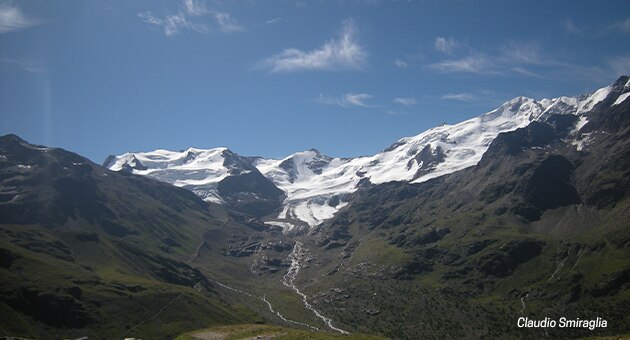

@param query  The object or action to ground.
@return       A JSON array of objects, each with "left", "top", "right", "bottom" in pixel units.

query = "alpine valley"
[{"left": 2, "top": 76, "right": 630, "bottom": 339}]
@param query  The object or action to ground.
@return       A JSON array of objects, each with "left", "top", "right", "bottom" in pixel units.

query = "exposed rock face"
[
  {"left": 522, "top": 155, "right": 581, "bottom": 211},
  {"left": 0, "top": 248, "right": 18, "bottom": 268},
  {"left": 217, "top": 170, "right": 285, "bottom": 217},
  {"left": 409, "top": 144, "right": 446, "bottom": 180}
]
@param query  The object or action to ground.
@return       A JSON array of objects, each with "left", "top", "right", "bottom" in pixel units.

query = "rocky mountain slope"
[
  {"left": 0, "top": 135, "right": 265, "bottom": 339},
  {"left": 105, "top": 76, "right": 630, "bottom": 230},
  {"left": 286, "top": 77, "right": 630, "bottom": 338}
]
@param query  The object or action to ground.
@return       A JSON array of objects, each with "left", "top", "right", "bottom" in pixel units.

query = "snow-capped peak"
[{"left": 104, "top": 147, "right": 252, "bottom": 203}]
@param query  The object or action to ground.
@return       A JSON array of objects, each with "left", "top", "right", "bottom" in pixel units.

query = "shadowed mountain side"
[{"left": 0, "top": 134, "right": 263, "bottom": 339}]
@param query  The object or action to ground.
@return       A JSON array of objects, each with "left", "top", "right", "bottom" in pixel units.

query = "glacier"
[{"left": 105, "top": 77, "right": 629, "bottom": 230}]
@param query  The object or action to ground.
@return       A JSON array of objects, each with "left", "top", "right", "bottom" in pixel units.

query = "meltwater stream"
[
  {"left": 283, "top": 241, "right": 349, "bottom": 334},
  {"left": 208, "top": 277, "right": 319, "bottom": 330}
]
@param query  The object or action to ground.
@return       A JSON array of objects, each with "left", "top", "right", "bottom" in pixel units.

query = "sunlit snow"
[{"left": 107, "top": 82, "right": 621, "bottom": 228}]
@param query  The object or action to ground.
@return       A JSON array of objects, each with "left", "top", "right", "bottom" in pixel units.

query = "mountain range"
[
  {"left": 1, "top": 76, "right": 629, "bottom": 339},
  {"left": 104, "top": 76, "right": 630, "bottom": 231}
]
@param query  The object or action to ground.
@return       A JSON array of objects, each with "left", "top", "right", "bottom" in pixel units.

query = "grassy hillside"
[
  {"left": 176, "top": 323, "right": 387, "bottom": 339},
  {"left": 0, "top": 135, "right": 262, "bottom": 339}
]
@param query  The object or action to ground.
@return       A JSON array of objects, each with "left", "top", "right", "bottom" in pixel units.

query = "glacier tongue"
[{"left": 105, "top": 78, "right": 626, "bottom": 229}]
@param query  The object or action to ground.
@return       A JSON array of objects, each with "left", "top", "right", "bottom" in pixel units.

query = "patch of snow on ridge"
[
  {"left": 613, "top": 92, "right": 630, "bottom": 106},
  {"left": 264, "top": 221, "right": 299, "bottom": 233},
  {"left": 577, "top": 85, "right": 611, "bottom": 113}
]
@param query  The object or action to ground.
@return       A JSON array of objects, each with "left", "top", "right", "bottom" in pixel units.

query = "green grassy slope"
[{"left": 0, "top": 135, "right": 262, "bottom": 339}]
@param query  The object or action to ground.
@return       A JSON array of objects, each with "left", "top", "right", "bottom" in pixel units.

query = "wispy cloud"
[
  {"left": 214, "top": 12, "right": 244, "bottom": 32},
  {"left": 392, "top": 54, "right": 425, "bottom": 69},
  {"left": 434, "top": 37, "right": 458, "bottom": 55},
  {"left": 440, "top": 90, "right": 504, "bottom": 104},
  {"left": 563, "top": 18, "right": 581, "bottom": 34},
  {"left": 427, "top": 40, "right": 562, "bottom": 77},
  {"left": 428, "top": 55, "right": 494, "bottom": 74},
  {"left": 608, "top": 56, "right": 630, "bottom": 76},
  {"left": 499, "top": 41, "right": 551, "bottom": 66},
  {"left": 564, "top": 17, "right": 630, "bottom": 36},
  {"left": 440, "top": 93, "right": 475, "bottom": 101},
  {"left": 0, "top": 57, "right": 44, "bottom": 73},
  {"left": 259, "top": 19, "right": 367, "bottom": 72},
  {"left": 139, "top": 0, "right": 243, "bottom": 37},
  {"left": 393, "top": 59, "right": 409, "bottom": 69},
  {"left": 138, "top": 11, "right": 208, "bottom": 36},
  {"left": 184, "top": 0, "right": 209, "bottom": 16},
  {"left": 386, "top": 110, "right": 411, "bottom": 116},
  {"left": 393, "top": 97, "right": 416, "bottom": 106},
  {"left": 266, "top": 17, "right": 281, "bottom": 25},
  {"left": 612, "top": 17, "right": 630, "bottom": 33},
  {"left": 0, "top": 2, "right": 41, "bottom": 33},
  {"left": 511, "top": 67, "right": 543, "bottom": 78},
  {"left": 318, "top": 92, "right": 374, "bottom": 108}
]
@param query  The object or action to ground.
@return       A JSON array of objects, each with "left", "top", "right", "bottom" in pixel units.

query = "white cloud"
[
  {"left": 393, "top": 97, "right": 416, "bottom": 106},
  {"left": 214, "top": 12, "right": 244, "bottom": 32},
  {"left": 393, "top": 59, "right": 409, "bottom": 68},
  {"left": 386, "top": 110, "right": 411, "bottom": 116},
  {"left": 345, "top": 93, "right": 372, "bottom": 107},
  {"left": 266, "top": 17, "right": 281, "bottom": 25},
  {"left": 434, "top": 37, "right": 457, "bottom": 54},
  {"left": 612, "top": 18, "right": 630, "bottom": 33},
  {"left": 499, "top": 41, "right": 549, "bottom": 65},
  {"left": 0, "top": 2, "right": 40, "bottom": 33},
  {"left": 184, "top": 0, "right": 209, "bottom": 16},
  {"left": 428, "top": 55, "right": 493, "bottom": 74},
  {"left": 440, "top": 93, "right": 475, "bottom": 101},
  {"left": 440, "top": 90, "right": 502, "bottom": 103},
  {"left": 0, "top": 58, "right": 44, "bottom": 73},
  {"left": 511, "top": 67, "right": 543, "bottom": 78},
  {"left": 609, "top": 56, "right": 630, "bottom": 76},
  {"left": 139, "top": 0, "right": 243, "bottom": 37},
  {"left": 318, "top": 92, "right": 373, "bottom": 108},
  {"left": 139, "top": 11, "right": 209, "bottom": 36},
  {"left": 427, "top": 41, "right": 561, "bottom": 76},
  {"left": 564, "top": 17, "right": 630, "bottom": 35},
  {"left": 138, "top": 11, "right": 162, "bottom": 26},
  {"left": 260, "top": 19, "right": 367, "bottom": 72},
  {"left": 563, "top": 18, "right": 581, "bottom": 34}
]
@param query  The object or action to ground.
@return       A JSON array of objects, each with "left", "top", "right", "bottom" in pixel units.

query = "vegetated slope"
[
  {"left": 285, "top": 89, "right": 630, "bottom": 338},
  {"left": 175, "top": 323, "right": 387, "bottom": 340},
  {"left": 0, "top": 134, "right": 261, "bottom": 339},
  {"left": 107, "top": 76, "right": 630, "bottom": 231}
]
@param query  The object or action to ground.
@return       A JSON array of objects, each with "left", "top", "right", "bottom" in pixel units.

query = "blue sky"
[{"left": 1, "top": 0, "right": 629, "bottom": 162}]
